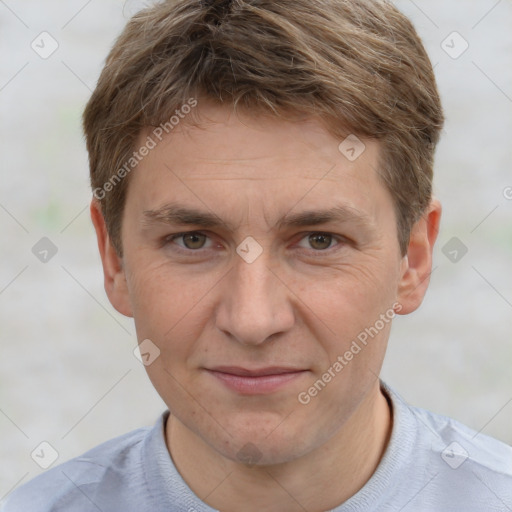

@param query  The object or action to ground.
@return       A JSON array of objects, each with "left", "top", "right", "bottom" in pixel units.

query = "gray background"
[{"left": 1, "top": 0, "right": 511, "bottom": 498}]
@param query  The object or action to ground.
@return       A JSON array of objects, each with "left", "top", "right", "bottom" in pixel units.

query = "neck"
[{"left": 165, "top": 382, "right": 392, "bottom": 512}]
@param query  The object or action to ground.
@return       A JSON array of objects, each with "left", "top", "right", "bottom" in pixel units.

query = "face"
[{"left": 94, "top": 102, "right": 438, "bottom": 465}]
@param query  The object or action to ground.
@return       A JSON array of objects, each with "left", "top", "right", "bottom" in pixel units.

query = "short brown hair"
[{"left": 83, "top": 0, "right": 444, "bottom": 257}]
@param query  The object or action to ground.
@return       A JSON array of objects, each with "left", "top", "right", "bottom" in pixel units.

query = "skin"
[{"left": 91, "top": 101, "right": 441, "bottom": 511}]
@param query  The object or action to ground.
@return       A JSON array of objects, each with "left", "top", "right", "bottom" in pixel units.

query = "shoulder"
[
  {"left": 1, "top": 425, "right": 152, "bottom": 512},
  {"left": 379, "top": 384, "right": 512, "bottom": 510},
  {"left": 404, "top": 400, "right": 512, "bottom": 509},
  {"left": 412, "top": 404, "right": 512, "bottom": 476}
]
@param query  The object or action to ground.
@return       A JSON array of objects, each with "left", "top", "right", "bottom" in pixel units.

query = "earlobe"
[
  {"left": 396, "top": 198, "right": 442, "bottom": 315},
  {"left": 90, "top": 199, "right": 133, "bottom": 318}
]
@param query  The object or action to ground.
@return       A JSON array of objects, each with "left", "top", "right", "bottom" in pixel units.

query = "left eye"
[{"left": 296, "top": 232, "right": 341, "bottom": 251}]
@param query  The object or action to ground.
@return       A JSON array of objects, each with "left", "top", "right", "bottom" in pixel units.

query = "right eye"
[{"left": 164, "top": 231, "right": 215, "bottom": 253}]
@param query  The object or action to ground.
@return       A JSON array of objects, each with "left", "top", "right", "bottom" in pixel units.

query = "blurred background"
[{"left": 1, "top": 0, "right": 511, "bottom": 498}]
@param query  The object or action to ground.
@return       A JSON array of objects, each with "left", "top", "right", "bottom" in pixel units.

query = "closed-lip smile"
[
  {"left": 210, "top": 366, "right": 306, "bottom": 376},
  {"left": 205, "top": 366, "right": 308, "bottom": 394}
]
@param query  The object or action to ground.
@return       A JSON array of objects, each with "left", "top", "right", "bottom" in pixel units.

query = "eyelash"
[{"left": 164, "top": 231, "right": 349, "bottom": 257}]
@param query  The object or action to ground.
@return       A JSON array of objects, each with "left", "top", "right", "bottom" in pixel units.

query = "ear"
[
  {"left": 90, "top": 198, "right": 133, "bottom": 318},
  {"left": 396, "top": 198, "right": 442, "bottom": 315}
]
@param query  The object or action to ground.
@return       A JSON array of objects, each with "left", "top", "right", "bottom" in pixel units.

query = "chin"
[{"left": 207, "top": 416, "right": 319, "bottom": 467}]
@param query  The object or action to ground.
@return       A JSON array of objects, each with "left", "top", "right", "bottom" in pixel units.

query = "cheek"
[
  {"left": 126, "top": 264, "right": 214, "bottom": 413},
  {"left": 126, "top": 259, "right": 217, "bottom": 351},
  {"left": 294, "top": 258, "right": 397, "bottom": 338}
]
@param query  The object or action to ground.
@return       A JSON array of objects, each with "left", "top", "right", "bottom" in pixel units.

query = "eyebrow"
[{"left": 141, "top": 202, "right": 373, "bottom": 232}]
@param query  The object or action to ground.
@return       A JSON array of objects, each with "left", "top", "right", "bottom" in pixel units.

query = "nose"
[{"left": 214, "top": 249, "right": 295, "bottom": 346}]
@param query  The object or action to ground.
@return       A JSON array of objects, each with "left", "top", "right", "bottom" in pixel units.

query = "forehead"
[
  {"left": 142, "top": 106, "right": 377, "bottom": 174},
  {"left": 127, "top": 103, "right": 391, "bottom": 228}
]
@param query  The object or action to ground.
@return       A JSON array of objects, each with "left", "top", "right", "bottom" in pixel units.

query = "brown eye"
[
  {"left": 308, "top": 233, "right": 333, "bottom": 250},
  {"left": 181, "top": 232, "right": 207, "bottom": 249}
]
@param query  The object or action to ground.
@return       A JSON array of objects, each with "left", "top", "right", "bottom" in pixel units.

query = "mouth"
[{"left": 204, "top": 366, "right": 309, "bottom": 395}]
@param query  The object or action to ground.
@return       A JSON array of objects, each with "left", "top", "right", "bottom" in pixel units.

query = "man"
[{"left": 3, "top": 0, "right": 511, "bottom": 510}]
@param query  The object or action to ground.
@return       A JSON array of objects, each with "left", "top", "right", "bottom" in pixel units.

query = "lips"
[
  {"left": 210, "top": 366, "right": 305, "bottom": 377},
  {"left": 205, "top": 366, "right": 308, "bottom": 395}
]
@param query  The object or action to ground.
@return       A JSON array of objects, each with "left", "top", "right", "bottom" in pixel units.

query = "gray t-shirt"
[{"left": 2, "top": 383, "right": 511, "bottom": 511}]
